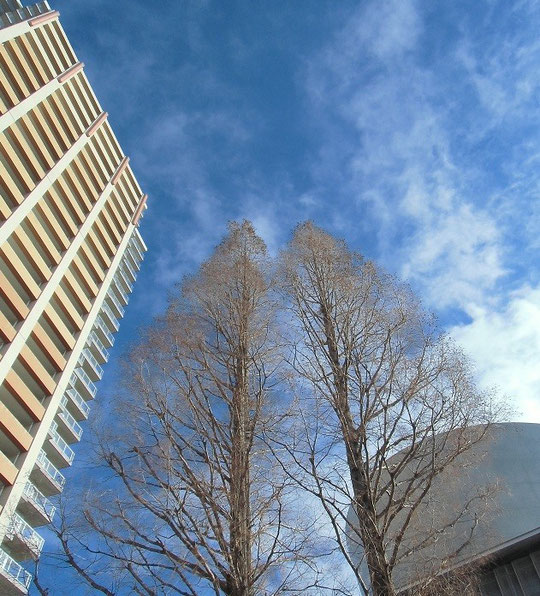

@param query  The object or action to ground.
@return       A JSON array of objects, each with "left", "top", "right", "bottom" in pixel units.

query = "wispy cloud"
[
  {"left": 301, "top": 0, "right": 540, "bottom": 419},
  {"left": 56, "top": 0, "right": 540, "bottom": 418}
]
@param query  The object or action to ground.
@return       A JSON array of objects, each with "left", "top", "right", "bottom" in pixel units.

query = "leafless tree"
[
  {"left": 37, "top": 221, "right": 317, "bottom": 595},
  {"left": 34, "top": 220, "right": 507, "bottom": 595},
  {"left": 277, "top": 222, "right": 507, "bottom": 595}
]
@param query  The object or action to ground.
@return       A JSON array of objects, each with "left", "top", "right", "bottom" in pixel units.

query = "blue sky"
[
  {"left": 49, "top": 0, "right": 540, "bottom": 424},
  {"left": 28, "top": 0, "right": 540, "bottom": 590}
]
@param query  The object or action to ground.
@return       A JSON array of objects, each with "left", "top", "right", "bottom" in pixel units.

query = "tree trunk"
[
  {"left": 322, "top": 303, "right": 396, "bottom": 596},
  {"left": 229, "top": 276, "right": 253, "bottom": 596}
]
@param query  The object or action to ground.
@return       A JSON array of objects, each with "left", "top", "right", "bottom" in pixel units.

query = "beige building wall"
[{"left": 0, "top": 2, "right": 148, "bottom": 592}]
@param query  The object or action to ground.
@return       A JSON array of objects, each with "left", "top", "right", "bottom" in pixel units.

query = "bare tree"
[
  {"left": 34, "top": 220, "right": 507, "bottom": 595},
  {"left": 38, "top": 221, "right": 314, "bottom": 595},
  {"left": 278, "top": 222, "right": 506, "bottom": 595}
]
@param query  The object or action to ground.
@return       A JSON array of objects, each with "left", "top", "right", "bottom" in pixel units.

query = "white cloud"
[
  {"left": 401, "top": 200, "right": 505, "bottom": 311},
  {"left": 450, "top": 285, "right": 540, "bottom": 423}
]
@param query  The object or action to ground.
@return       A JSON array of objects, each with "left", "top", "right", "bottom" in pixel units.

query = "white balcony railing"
[
  {"left": 63, "top": 389, "right": 90, "bottom": 419},
  {"left": 101, "top": 304, "right": 119, "bottom": 332},
  {"left": 71, "top": 368, "right": 97, "bottom": 399},
  {"left": 106, "top": 289, "right": 125, "bottom": 317},
  {"left": 116, "top": 266, "right": 133, "bottom": 293},
  {"left": 79, "top": 349, "right": 103, "bottom": 380},
  {"left": 132, "top": 229, "right": 146, "bottom": 254},
  {"left": 49, "top": 423, "right": 75, "bottom": 464},
  {"left": 57, "top": 409, "right": 83, "bottom": 441},
  {"left": 122, "top": 258, "right": 136, "bottom": 282},
  {"left": 22, "top": 482, "right": 55, "bottom": 522},
  {"left": 9, "top": 513, "right": 45, "bottom": 558},
  {"left": 111, "top": 279, "right": 128, "bottom": 305},
  {"left": 87, "top": 331, "right": 109, "bottom": 362},
  {"left": 128, "top": 238, "right": 144, "bottom": 262},
  {"left": 36, "top": 450, "right": 65, "bottom": 491},
  {"left": 94, "top": 316, "right": 115, "bottom": 348},
  {"left": 0, "top": 548, "right": 32, "bottom": 591},
  {"left": 125, "top": 246, "right": 141, "bottom": 271}
]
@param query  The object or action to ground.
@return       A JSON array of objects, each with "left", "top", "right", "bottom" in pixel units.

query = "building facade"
[
  {"left": 348, "top": 423, "right": 540, "bottom": 595},
  {"left": 0, "top": 1, "right": 148, "bottom": 592}
]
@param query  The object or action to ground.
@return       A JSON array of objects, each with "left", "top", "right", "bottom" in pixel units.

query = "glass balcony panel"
[
  {"left": 100, "top": 304, "right": 119, "bottom": 332},
  {"left": 116, "top": 267, "right": 133, "bottom": 293},
  {"left": 0, "top": 548, "right": 32, "bottom": 592},
  {"left": 48, "top": 425, "right": 75, "bottom": 466},
  {"left": 125, "top": 246, "right": 140, "bottom": 271},
  {"left": 106, "top": 289, "right": 124, "bottom": 318},
  {"left": 122, "top": 259, "right": 136, "bottom": 282},
  {"left": 94, "top": 316, "right": 115, "bottom": 348},
  {"left": 78, "top": 349, "right": 103, "bottom": 381},
  {"left": 63, "top": 389, "right": 90, "bottom": 420},
  {"left": 32, "top": 450, "right": 65, "bottom": 496},
  {"left": 20, "top": 482, "right": 55, "bottom": 526},
  {"left": 128, "top": 239, "right": 143, "bottom": 262},
  {"left": 71, "top": 367, "right": 97, "bottom": 399},
  {"left": 87, "top": 331, "right": 109, "bottom": 363},
  {"left": 7, "top": 513, "right": 45, "bottom": 559},
  {"left": 57, "top": 408, "right": 83, "bottom": 442},
  {"left": 111, "top": 279, "right": 128, "bottom": 305}
]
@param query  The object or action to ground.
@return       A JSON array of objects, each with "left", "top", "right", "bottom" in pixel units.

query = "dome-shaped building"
[{"left": 349, "top": 423, "right": 540, "bottom": 595}]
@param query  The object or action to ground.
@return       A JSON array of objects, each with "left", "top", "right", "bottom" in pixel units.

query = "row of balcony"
[
  {"left": 0, "top": 242, "right": 141, "bottom": 592},
  {"left": 0, "top": 477, "right": 56, "bottom": 591}
]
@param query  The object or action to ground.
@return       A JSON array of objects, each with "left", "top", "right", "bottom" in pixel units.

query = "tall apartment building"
[{"left": 0, "top": 1, "right": 148, "bottom": 592}]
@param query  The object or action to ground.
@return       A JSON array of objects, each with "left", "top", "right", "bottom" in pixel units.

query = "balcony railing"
[
  {"left": 57, "top": 408, "right": 83, "bottom": 442},
  {"left": 36, "top": 450, "right": 65, "bottom": 492},
  {"left": 116, "top": 266, "right": 133, "bottom": 293},
  {"left": 87, "top": 331, "right": 109, "bottom": 362},
  {"left": 129, "top": 238, "right": 144, "bottom": 262},
  {"left": 79, "top": 348, "right": 103, "bottom": 381},
  {"left": 125, "top": 246, "right": 141, "bottom": 271},
  {"left": 111, "top": 279, "right": 128, "bottom": 305},
  {"left": 8, "top": 513, "right": 45, "bottom": 558},
  {"left": 0, "top": 548, "right": 31, "bottom": 591},
  {"left": 122, "top": 258, "right": 136, "bottom": 282},
  {"left": 94, "top": 316, "right": 115, "bottom": 348},
  {"left": 63, "top": 389, "right": 90, "bottom": 419},
  {"left": 106, "top": 289, "right": 125, "bottom": 317},
  {"left": 22, "top": 482, "right": 55, "bottom": 523},
  {"left": 133, "top": 229, "right": 146, "bottom": 253},
  {"left": 71, "top": 368, "right": 97, "bottom": 399},
  {"left": 101, "top": 304, "right": 119, "bottom": 332},
  {"left": 48, "top": 423, "right": 75, "bottom": 465}
]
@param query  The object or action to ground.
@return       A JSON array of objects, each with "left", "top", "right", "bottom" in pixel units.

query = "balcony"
[
  {"left": 0, "top": 547, "right": 31, "bottom": 594},
  {"left": 122, "top": 258, "right": 136, "bottom": 282},
  {"left": 125, "top": 246, "right": 141, "bottom": 271},
  {"left": 94, "top": 316, "right": 115, "bottom": 348},
  {"left": 56, "top": 408, "right": 83, "bottom": 443},
  {"left": 4, "top": 513, "right": 44, "bottom": 561},
  {"left": 18, "top": 482, "right": 55, "bottom": 527},
  {"left": 128, "top": 239, "right": 143, "bottom": 263},
  {"left": 116, "top": 266, "right": 133, "bottom": 293},
  {"left": 62, "top": 389, "right": 90, "bottom": 421},
  {"left": 100, "top": 304, "right": 119, "bottom": 332},
  {"left": 31, "top": 450, "right": 65, "bottom": 496},
  {"left": 71, "top": 368, "right": 97, "bottom": 400},
  {"left": 111, "top": 279, "right": 128, "bottom": 305},
  {"left": 106, "top": 289, "right": 125, "bottom": 318},
  {"left": 78, "top": 349, "right": 103, "bottom": 382},
  {"left": 46, "top": 423, "right": 75, "bottom": 467},
  {"left": 87, "top": 331, "right": 109, "bottom": 364}
]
